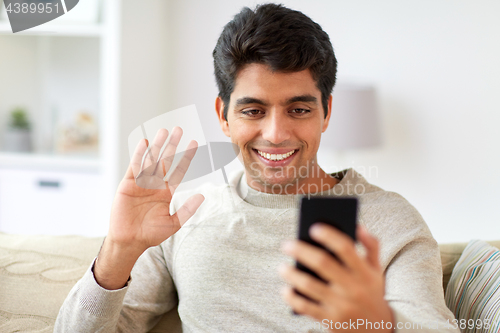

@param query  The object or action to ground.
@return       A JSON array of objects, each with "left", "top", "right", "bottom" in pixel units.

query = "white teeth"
[{"left": 257, "top": 149, "right": 295, "bottom": 161}]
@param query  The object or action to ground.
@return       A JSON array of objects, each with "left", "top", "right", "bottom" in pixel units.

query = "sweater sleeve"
[
  {"left": 385, "top": 239, "right": 460, "bottom": 332},
  {"left": 54, "top": 245, "right": 178, "bottom": 333},
  {"left": 362, "top": 191, "right": 460, "bottom": 333},
  {"left": 53, "top": 257, "right": 129, "bottom": 333},
  {"left": 119, "top": 244, "right": 178, "bottom": 331}
]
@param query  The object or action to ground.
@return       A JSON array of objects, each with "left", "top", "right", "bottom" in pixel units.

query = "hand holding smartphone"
[{"left": 294, "top": 197, "right": 358, "bottom": 303}]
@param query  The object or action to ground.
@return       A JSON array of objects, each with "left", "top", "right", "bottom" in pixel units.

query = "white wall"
[
  {"left": 119, "top": 0, "right": 171, "bottom": 179},
  {"left": 120, "top": 0, "right": 500, "bottom": 243}
]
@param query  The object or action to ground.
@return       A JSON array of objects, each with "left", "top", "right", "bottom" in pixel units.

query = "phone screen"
[{"left": 296, "top": 196, "right": 358, "bottom": 286}]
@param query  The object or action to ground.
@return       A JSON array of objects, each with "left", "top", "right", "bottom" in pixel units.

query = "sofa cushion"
[
  {"left": 0, "top": 232, "right": 182, "bottom": 333},
  {"left": 0, "top": 233, "right": 104, "bottom": 333},
  {"left": 445, "top": 240, "right": 500, "bottom": 332},
  {"left": 439, "top": 240, "right": 500, "bottom": 292}
]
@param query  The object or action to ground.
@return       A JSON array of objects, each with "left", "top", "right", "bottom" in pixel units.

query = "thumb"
[{"left": 172, "top": 194, "right": 205, "bottom": 227}]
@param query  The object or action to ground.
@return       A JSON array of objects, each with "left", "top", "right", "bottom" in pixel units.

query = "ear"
[
  {"left": 215, "top": 96, "right": 231, "bottom": 137},
  {"left": 321, "top": 94, "right": 333, "bottom": 133}
]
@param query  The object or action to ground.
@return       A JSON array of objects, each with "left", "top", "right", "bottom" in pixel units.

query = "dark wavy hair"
[{"left": 213, "top": 3, "right": 337, "bottom": 120}]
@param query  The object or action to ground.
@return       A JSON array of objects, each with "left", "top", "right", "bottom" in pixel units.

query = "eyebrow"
[
  {"left": 285, "top": 95, "right": 318, "bottom": 105},
  {"left": 234, "top": 97, "right": 269, "bottom": 107},
  {"left": 234, "top": 94, "right": 318, "bottom": 107}
]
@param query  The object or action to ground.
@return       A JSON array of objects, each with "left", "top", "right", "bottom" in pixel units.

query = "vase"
[{"left": 2, "top": 128, "right": 33, "bottom": 152}]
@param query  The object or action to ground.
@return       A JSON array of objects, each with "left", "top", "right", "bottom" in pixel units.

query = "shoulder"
[
  {"left": 338, "top": 169, "right": 427, "bottom": 231},
  {"left": 343, "top": 169, "right": 437, "bottom": 267}
]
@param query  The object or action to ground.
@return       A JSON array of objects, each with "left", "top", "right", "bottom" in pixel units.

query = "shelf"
[
  {"left": 0, "top": 20, "right": 103, "bottom": 37},
  {"left": 0, "top": 0, "right": 118, "bottom": 237},
  {"left": 0, "top": 152, "right": 101, "bottom": 172}
]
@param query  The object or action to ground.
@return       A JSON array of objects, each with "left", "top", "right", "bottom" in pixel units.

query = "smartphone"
[{"left": 294, "top": 197, "right": 358, "bottom": 301}]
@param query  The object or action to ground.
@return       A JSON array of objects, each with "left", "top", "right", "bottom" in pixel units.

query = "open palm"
[{"left": 108, "top": 127, "right": 204, "bottom": 252}]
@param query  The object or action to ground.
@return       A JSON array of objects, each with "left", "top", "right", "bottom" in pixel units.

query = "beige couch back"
[{"left": 1, "top": 233, "right": 499, "bottom": 333}]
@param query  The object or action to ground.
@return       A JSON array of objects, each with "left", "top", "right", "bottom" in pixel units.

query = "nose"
[{"left": 261, "top": 110, "right": 291, "bottom": 145}]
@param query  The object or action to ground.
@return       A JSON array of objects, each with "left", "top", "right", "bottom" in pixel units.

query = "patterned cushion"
[{"left": 445, "top": 240, "right": 500, "bottom": 332}]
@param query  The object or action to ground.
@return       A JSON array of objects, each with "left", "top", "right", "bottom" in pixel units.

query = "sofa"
[{"left": 1, "top": 232, "right": 499, "bottom": 333}]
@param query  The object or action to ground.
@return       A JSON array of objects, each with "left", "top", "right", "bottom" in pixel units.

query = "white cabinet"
[
  {"left": 0, "top": 0, "right": 120, "bottom": 236},
  {"left": 0, "top": 167, "right": 109, "bottom": 236}
]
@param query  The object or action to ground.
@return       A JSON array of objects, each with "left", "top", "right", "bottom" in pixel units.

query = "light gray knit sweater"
[{"left": 55, "top": 169, "right": 459, "bottom": 332}]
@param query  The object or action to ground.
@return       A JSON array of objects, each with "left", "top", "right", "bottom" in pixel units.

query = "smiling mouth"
[{"left": 255, "top": 149, "right": 297, "bottom": 161}]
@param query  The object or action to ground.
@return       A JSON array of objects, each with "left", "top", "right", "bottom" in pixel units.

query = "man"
[{"left": 55, "top": 4, "right": 459, "bottom": 332}]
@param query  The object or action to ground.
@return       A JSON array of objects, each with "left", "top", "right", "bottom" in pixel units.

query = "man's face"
[{"left": 216, "top": 63, "right": 332, "bottom": 193}]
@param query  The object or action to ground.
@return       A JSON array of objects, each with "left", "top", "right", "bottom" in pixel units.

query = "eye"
[
  {"left": 290, "top": 108, "right": 310, "bottom": 114},
  {"left": 241, "top": 109, "right": 264, "bottom": 117}
]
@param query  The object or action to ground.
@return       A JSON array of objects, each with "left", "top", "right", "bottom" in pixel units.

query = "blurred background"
[{"left": 0, "top": 0, "right": 498, "bottom": 242}]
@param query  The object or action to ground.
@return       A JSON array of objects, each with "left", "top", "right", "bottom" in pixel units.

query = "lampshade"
[{"left": 321, "top": 84, "right": 382, "bottom": 150}]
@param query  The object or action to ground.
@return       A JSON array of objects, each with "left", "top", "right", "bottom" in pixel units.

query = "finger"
[
  {"left": 171, "top": 193, "right": 205, "bottom": 227},
  {"left": 356, "top": 225, "right": 381, "bottom": 269},
  {"left": 162, "top": 159, "right": 167, "bottom": 177},
  {"left": 279, "top": 264, "right": 332, "bottom": 303},
  {"left": 168, "top": 140, "right": 198, "bottom": 192},
  {"left": 126, "top": 139, "right": 148, "bottom": 179},
  {"left": 144, "top": 128, "right": 169, "bottom": 171},
  {"left": 159, "top": 160, "right": 172, "bottom": 201},
  {"left": 282, "top": 240, "right": 347, "bottom": 284},
  {"left": 281, "top": 286, "right": 325, "bottom": 320},
  {"left": 310, "top": 223, "right": 365, "bottom": 273},
  {"left": 158, "top": 126, "right": 183, "bottom": 173}
]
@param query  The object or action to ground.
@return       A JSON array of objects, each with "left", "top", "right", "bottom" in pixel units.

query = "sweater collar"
[{"left": 234, "top": 168, "right": 361, "bottom": 209}]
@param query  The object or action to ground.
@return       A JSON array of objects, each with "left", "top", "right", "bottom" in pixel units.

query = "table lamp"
[{"left": 321, "top": 84, "right": 382, "bottom": 150}]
